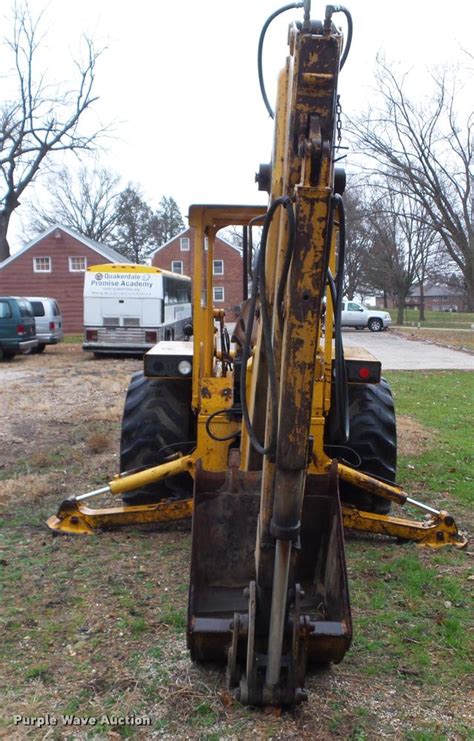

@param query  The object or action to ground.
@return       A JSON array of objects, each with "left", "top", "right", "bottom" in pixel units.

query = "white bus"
[{"left": 83, "top": 264, "right": 192, "bottom": 356}]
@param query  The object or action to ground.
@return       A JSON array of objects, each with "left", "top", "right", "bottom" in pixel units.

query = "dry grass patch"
[
  {"left": 93, "top": 404, "right": 124, "bottom": 423},
  {"left": 86, "top": 432, "right": 112, "bottom": 454},
  {"left": 29, "top": 451, "right": 58, "bottom": 469},
  {"left": 397, "top": 415, "right": 436, "bottom": 457},
  {"left": 0, "top": 472, "right": 64, "bottom": 507}
]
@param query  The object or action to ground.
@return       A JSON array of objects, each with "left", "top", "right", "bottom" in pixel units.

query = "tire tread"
[{"left": 120, "top": 372, "right": 194, "bottom": 504}]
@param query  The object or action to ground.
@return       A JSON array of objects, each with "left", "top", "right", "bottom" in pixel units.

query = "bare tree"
[
  {"left": 25, "top": 165, "right": 121, "bottom": 243},
  {"left": 0, "top": 3, "right": 105, "bottom": 260},
  {"left": 364, "top": 184, "right": 439, "bottom": 324},
  {"left": 350, "top": 59, "right": 473, "bottom": 309},
  {"left": 343, "top": 188, "right": 371, "bottom": 300}
]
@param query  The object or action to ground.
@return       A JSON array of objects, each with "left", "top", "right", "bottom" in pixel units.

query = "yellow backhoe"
[{"left": 48, "top": 1, "right": 466, "bottom": 706}]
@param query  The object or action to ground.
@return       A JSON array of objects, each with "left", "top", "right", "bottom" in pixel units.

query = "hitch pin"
[{"left": 405, "top": 497, "right": 440, "bottom": 516}]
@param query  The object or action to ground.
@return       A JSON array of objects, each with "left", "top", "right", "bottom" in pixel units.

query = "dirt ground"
[{"left": 0, "top": 345, "right": 472, "bottom": 740}]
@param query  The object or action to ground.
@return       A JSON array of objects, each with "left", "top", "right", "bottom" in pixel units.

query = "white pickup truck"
[{"left": 341, "top": 300, "right": 392, "bottom": 332}]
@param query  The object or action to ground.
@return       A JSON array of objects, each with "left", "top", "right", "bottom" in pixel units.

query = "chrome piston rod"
[{"left": 265, "top": 539, "right": 292, "bottom": 688}]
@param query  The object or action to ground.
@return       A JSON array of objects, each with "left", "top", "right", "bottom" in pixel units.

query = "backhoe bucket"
[{"left": 187, "top": 461, "right": 352, "bottom": 697}]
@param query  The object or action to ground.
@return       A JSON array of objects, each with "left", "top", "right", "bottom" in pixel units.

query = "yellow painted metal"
[
  {"left": 86, "top": 263, "right": 163, "bottom": 274},
  {"left": 47, "top": 498, "right": 193, "bottom": 535},
  {"left": 197, "top": 376, "right": 239, "bottom": 471},
  {"left": 205, "top": 228, "right": 217, "bottom": 377},
  {"left": 188, "top": 203, "right": 266, "bottom": 416},
  {"left": 337, "top": 462, "right": 407, "bottom": 506},
  {"left": 241, "top": 64, "right": 290, "bottom": 472},
  {"left": 343, "top": 346, "right": 380, "bottom": 362},
  {"left": 253, "top": 62, "right": 291, "bottom": 579},
  {"left": 308, "top": 217, "right": 338, "bottom": 475},
  {"left": 342, "top": 507, "right": 467, "bottom": 549},
  {"left": 190, "top": 211, "right": 205, "bottom": 410},
  {"left": 322, "top": 223, "right": 337, "bottom": 415},
  {"left": 276, "top": 187, "right": 332, "bottom": 466},
  {"left": 48, "top": 487, "right": 467, "bottom": 549},
  {"left": 49, "top": 455, "right": 196, "bottom": 534},
  {"left": 108, "top": 455, "right": 194, "bottom": 495}
]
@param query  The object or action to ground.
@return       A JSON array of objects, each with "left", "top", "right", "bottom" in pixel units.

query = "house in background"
[
  {"left": 405, "top": 284, "right": 467, "bottom": 312},
  {"left": 0, "top": 226, "right": 129, "bottom": 332},
  {"left": 150, "top": 227, "right": 243, "bottom": 320},
  {"left": 375, "top": 284, "right": 468, "bottom": 313}
]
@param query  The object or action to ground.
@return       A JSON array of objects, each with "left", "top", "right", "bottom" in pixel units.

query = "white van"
[
  {"left": 26, "top": 297, "right": 64, "bottom": 352},
  {"left": 83, "top": 264, "right": 192, "bottom": 356}
]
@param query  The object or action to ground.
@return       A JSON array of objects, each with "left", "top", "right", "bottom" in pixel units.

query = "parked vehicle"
[
  {"left": 341, "top": 300, "right": 392, "bottom": 331},
  {"left": 26, "top": 297, "right": 64, "bottom": 352},
  {"left": 83, "top": 264, "right": 193, "bottom": 356},
  {"left": 0, "top": 296, "right": 37, "bottom": 360}
]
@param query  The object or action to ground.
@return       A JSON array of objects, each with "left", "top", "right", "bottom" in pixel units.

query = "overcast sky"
[{"left": 4, "top": 0, "right": 473, "bottom": 251}]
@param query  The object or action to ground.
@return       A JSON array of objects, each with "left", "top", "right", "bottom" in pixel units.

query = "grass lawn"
[
  {"left": 385, "top": 371, "right": 474, "bottom": 507},
  {"left": 0, "top": 354, "right": 472, "bottom": 739},
  {"left": 342, "top": 371, "right": 473, "bottom": 714},
  {"left": 390, "top": 310, "right": 474, "bottom": 352},
  {"left": 393, "top": 309, "right": 474, "bottom": 329}
]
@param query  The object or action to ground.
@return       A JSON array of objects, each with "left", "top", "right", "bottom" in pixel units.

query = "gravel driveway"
[{"left": 342, "top": 329, "right": 474, "bottom": 370}]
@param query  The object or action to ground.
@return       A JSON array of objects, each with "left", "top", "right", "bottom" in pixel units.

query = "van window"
[
  {"left": 0, "top": 300, "right": 12, "bottom": 319},
  {"left": 17, "top": 300, "right": 34, "bottom": 317},
  {"left": 30, "top": 301, "right": 45, "bottom": 317},
  {"left": 52, "top": 301, "right": 61, "bottom": 316}
]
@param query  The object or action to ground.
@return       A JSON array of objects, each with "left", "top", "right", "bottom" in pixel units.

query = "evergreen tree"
[
  {"left": 152, "top": 196, "right": 185, "bottom": 245},
  {"left": 111, "top": 185, "right": 155, "bottom": 263}
]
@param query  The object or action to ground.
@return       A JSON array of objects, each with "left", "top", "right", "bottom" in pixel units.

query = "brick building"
[
  {"left": 0, "top": 226, "right": 130, "bottom": 332},
  {"left": 375, "top": 284, "right": 468, "bottom": 313},
  {"left": 150, "top": 227, "right": 243, "bottom": 320}
]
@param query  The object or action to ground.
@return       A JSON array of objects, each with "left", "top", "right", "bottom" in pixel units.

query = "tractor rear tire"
[
  {"left": 120, "top": 371, "right": 195, "bottom": 505},
  {"left": 339, "top": 378, "right": 397, "bottom": 515}
]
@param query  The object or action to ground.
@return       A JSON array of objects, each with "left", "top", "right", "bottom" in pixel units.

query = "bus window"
[{"left": 164, "top": 277, "right": 191, "bottom": 305}]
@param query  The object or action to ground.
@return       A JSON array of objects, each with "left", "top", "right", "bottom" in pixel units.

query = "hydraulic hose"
[
  {"left": 259, "top": 4, "right": 352, "bottom": 120},
  {"left": 258, "top": 2, "right": 304, "bottom": 119},
  {"left": 324, "top": 5, "right": 353, "bottom": 69},
  {"left": 240, "top": 196, "right": 295, "bottom": 458},
  {"left": 328, "top": 193, "right": 349, "bottom": 443}
]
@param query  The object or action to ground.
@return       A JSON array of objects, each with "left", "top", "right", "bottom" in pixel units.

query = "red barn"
[
  {"left": 0, "top": 226, "right": 130, "bottom": 332},
  {"left": 150, "top": 227, "right": 243, "bottom": 321}
]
